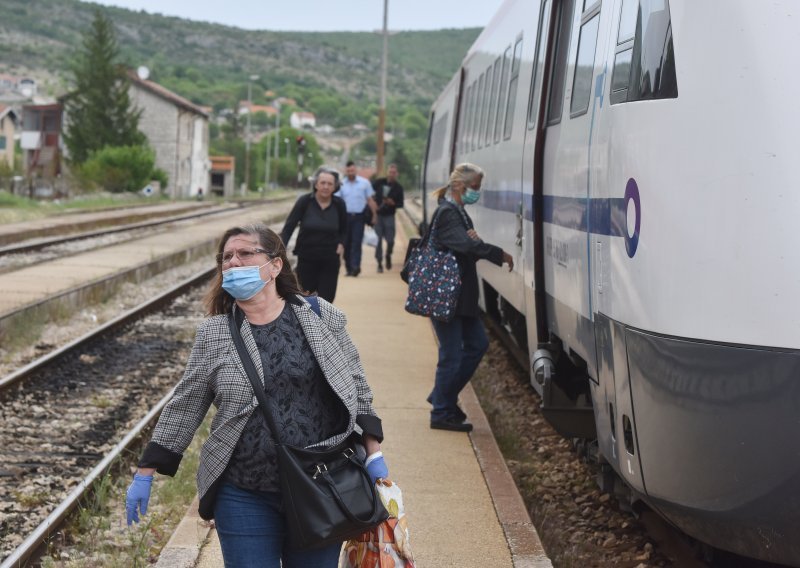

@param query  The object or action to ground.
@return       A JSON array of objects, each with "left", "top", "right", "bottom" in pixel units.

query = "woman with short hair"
[{"left": 280, "top": 167, "right": 347, "bottom": 302}]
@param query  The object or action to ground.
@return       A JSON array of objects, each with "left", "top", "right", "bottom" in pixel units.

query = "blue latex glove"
[
  {"left": 126, "top": 473, "right": 153, "bottom": 525},
  {"left": 365, "top": 452, "right": 389, "bottom": 484}
]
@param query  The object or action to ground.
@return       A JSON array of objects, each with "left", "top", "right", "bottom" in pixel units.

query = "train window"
[
  {"left": 570, "top": 14, "right": 600, "bottom": 117},
  {"left": 479, "top": 64, "right": 493, "bottom": 148},
  {"left": 611, "top": 0, "right": 678, "bottom": 105},
  {"left": 617, "top": 0, "right": 637, "bottom": 44},
  {"left": 460, "top": 83, "right": 472, "bottom": 154},
  {"left": 475, "top": 72, "right": 486, "bottom": 150},
  {"left": 486, "top": 57, "right": 502, "bottom": 145},
  {"left": 546, "top": 0, "right": 576, "bottom": 125},
  {"left": 527, "top": 0, "right": 553, "bottom": 129},
  {"left": 503, "top": 35, "right": 524, "bottom": 140},
  {"left": 468, "top": 82, "right": 478, "bottom": 152},
  {"left": 428, "top": 111, "right": 448, "bottom": 162},
  {"left": 610, "top": 48, "right": 632, "bottom": 103},
  {"left": 465, "top": 80, "right": 477, "bottom": 153},
  {"left": 494, "top": 46, "right": 511, "bottom": 143}
]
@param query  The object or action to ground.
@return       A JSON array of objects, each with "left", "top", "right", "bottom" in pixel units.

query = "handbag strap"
[
  {"left": 227, "top": 296, "right": 321, "bottom": 443},
  {"left": 228, "top": 307, "right": 284, "bottom": 441},
  {"left": 423, "top": 201, "right": 469, "bottom": 249}
]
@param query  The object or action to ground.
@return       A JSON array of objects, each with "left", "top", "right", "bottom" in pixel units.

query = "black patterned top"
[{"left": 224, "top": 303, "right": 348, "bottom": 492}]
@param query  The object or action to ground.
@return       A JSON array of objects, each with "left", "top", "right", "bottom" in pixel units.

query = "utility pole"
[
  {"left": 265, "top": 136, "right": 271, "bottom": 191},
  {"left": 244, "top": 74, "right": 259, "bottom": 193},
  {"left": 376, "top": 0, "right": 389, "bottom": 177}
]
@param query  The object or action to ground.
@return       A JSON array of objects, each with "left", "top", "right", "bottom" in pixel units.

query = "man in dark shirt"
[{"left": 371, "top": 163, "right": 404, "bottom": 273}]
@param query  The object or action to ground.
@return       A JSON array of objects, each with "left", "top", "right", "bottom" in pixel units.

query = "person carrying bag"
[
  {"left": 125, "top": 223, "right": 390, "bottom": 567},
  {"left": 418, "top": 163, "right": 514, "bottom": 433}
]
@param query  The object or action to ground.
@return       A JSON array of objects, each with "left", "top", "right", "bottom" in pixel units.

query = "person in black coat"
[
  {"left": 427, "top": 163, "right": 513, "bottom": 432},
  {"left": 280, "top": 167, "right": 347, "bottom": 302}
]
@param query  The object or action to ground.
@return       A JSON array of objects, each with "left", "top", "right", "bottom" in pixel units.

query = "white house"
[{"left": 290, "top": 111, "right": 316, "bottom": 130}]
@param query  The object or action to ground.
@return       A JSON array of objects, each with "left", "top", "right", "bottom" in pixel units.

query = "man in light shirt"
[{"left": 336, "top": 161, "right": 377, "bottom": 277}]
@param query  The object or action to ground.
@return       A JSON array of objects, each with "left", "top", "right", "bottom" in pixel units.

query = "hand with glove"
[
  {"left": 126, "top": 472, "right": 153, "bottom": 525},
  {"left": 365, "top": 451, "right": 389, "bottom": 484}
]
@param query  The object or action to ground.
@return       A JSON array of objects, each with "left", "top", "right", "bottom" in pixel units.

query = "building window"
[{"left": 0, "top": 136, "right": 6, "bottom": 150}]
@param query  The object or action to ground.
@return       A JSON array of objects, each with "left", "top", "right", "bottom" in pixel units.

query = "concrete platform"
[{"left": 157, "top": 218, "right": 552, "bottom": 567}]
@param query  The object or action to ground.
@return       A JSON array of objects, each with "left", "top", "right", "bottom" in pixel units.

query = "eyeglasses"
[{"left": 217, "top": 247, "right": 269, "bottom": 266}]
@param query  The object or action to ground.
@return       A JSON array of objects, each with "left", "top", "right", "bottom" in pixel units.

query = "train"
[{"left": 420, "top": 0, "right": 800, "bottom": 565}]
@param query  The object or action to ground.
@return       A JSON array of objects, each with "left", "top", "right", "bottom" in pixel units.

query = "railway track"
[
  {"left": 0, "top": 199, "right": 273, "bottom": 274},
  {"left": 0, "top": 269, "right": 210, "bottom": 567}
]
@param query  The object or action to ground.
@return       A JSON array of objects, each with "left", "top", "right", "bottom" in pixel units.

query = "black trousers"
[{"left": 295, "top": 254, "right": 341, "bottom": 303}]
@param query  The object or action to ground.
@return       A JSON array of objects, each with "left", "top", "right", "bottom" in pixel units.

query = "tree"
[{"left": 63, "top": 9, "right": 145, "bottom": 164}]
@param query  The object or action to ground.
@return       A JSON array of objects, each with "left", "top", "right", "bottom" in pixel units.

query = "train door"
[
  {"left": 521, "top": 0, "right": 554, "bottom": 355},
  {"left": 540, "top": 0, "right": 600, "bottom": 374}
]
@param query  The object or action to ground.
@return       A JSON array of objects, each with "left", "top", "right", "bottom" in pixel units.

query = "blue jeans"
[
  {"left": 429, "top": 315, "right": 489, "bottom": 421},
  {"left": 214, "top": 483, "right": 341, "bottom": 568},
  {"left": 344, "top": 213, "right": 365, "bottom": 273}
]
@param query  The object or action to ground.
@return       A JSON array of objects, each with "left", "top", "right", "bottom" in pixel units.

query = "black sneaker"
[
  {"left": 426, "top": 396, "right": 467, "bottom": 422},
  {"left": 377, "top": 264, "right": 384, "bottom": 273},
  {"left": 385, "top": 255, "right": 392, "bottom": 270},
  {"left": 430, "top": 418, "right": 473, "bottom": 432},
  {"left": 352, "top": 268, "right": 361, "bottom": 277}
]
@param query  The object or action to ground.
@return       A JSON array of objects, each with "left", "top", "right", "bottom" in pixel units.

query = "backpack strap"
[{"left": 306, "top": 295, "right": 321, "bottom": 317}]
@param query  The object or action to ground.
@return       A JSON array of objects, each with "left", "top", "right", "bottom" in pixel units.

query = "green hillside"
[
  {"left": 0, "top": 0, "right": 478, "bottom": 110},
  {"left": 0, "top": 0, "right": 481, "bottom": 188}
]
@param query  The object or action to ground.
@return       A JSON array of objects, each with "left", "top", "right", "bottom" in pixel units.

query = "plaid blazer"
[{"left": 139, "top": 295, "right": 383, "bottom": 518}]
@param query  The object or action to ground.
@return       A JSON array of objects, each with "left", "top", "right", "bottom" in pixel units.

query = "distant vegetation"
[{"left": 0, "top": 0, "right": 480, "bottom": 189}]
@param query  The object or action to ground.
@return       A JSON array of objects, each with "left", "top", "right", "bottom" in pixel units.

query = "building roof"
[
  {"left": 0, "top": 104, "right": 18, "bottom": 123},
  {"left": 127, "top": 71, "right": 208, "bottom": 118},
  {"left": 292, "top": 111, "right": 316, "bottom": 120}
]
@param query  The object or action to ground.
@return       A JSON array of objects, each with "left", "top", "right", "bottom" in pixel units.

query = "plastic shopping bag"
[
  {"left": 340, "top": 479, "right": 415, "bottom": 567},
  {"left": 363, "top": 226, "right": 379, "bottom": 248}
]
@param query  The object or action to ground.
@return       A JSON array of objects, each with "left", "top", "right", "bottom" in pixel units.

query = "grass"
[{"left": 39, "top": 413, "right": 213, "bottom": 567}]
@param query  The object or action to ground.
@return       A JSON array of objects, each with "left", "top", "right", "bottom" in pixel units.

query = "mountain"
[{"left": 0, "top": 0, "right": 480, "bottom": 110}]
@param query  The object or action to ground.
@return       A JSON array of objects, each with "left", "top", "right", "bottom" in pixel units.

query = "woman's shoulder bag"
[
  {"left": 228, "top": 305, "right": 388, "bottom": 549},
  {"left": 402, "top": 206, "right": 462, "bottom": 322}
]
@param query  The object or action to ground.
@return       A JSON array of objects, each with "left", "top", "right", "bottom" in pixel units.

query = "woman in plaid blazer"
[{"left": 125, "top": 223, "right": 387, "bottom": 567}]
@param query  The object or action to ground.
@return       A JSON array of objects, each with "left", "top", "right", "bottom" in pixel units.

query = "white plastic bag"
[{"left": 363, "top": 226, "right": 379, "bottom": 247}]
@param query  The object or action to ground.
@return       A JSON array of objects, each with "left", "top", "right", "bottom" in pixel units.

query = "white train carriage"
[{"left": 422, "top": 0, "right": 800, "bottom": 564}]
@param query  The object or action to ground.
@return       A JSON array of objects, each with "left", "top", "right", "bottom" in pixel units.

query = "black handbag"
[{"left": 227, "top": 300, "right": 388, "bottom": 549}]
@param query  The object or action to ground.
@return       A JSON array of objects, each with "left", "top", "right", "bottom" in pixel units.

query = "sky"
[{"left": 86, "top": 0, "right": 506, "bottom": 32}]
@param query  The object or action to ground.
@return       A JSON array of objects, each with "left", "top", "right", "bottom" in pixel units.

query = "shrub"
[{"left": 78, "top": 145, "right": 160, "bottom": 193}]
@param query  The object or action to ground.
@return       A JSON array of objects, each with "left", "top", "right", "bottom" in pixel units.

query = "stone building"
[
  {"left": 127, "top": 72, "right": 209, "bottom": 199},
  {"left": 0, "top": 104, "right": 18, "bottom": 168}
]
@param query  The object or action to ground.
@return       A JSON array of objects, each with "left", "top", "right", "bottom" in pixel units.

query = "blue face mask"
[
  {"left": 222, "top": 261, "right": 272, "bottom": 300},
  {"left": 462, "top": 188, "right": 481, "bottom": 205}
]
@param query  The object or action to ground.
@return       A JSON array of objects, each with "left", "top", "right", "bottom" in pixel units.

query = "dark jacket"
[
  {"left": 371, "top": 178, "right": 404, "bottom": 216},
  {"left": 430, "top": 199, "right": 504, "bottom": 318},
  {"left": 280, "top": 193, "right": 347, "bottom": 259}
]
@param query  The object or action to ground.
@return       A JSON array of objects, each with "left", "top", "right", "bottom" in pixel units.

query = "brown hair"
[
  {"left": 431, "top": 162, "right": 485, "bottom": 200},
  {"left": 204, "top": 223, "right": 305, "bottom": 315}
]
